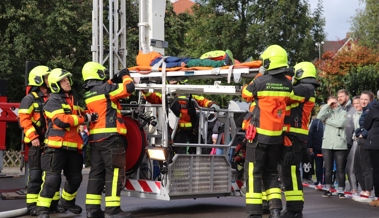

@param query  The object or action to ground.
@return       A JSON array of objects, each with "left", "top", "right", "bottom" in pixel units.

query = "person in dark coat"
[
  {"left": 307, "top": 109, "right": 324, "bottom": 185},
  {"left": 353, "top": 91, "right": 375, "bottom": 202},
  {"left": 363, "top": 98, "right": 379, "bottom": 206}
]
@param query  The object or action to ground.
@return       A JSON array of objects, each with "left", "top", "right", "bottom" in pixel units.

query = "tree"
[
  {"left": 185, "top": 0, "right": 326, "bottom": 64},
  {"left": 314, "top": 44, "right": 379, "bottom": 99},
  {"left": 344, "top": 65, "right": 379, "bottom": 97},
  {"left": 0, "top": 0, "right": 93, "bottom": 150},
  {"left": 350, "top": 0, "right": 379, "bottom": 49}
]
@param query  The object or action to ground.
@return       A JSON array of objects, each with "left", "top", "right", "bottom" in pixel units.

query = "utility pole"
[{"left": 315, "top": 41, "right": 324, "bottom": 60}]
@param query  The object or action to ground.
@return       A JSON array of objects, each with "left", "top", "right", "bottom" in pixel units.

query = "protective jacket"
[
  {"left": 84, "top": 75, "right": 135, "bottom": 142},
  {"left": 283, "top": 78, "right": 318, "bottom": 141},
  {"left": 44, "top": 92, "right": 85, "bottom": 150},
  {"left": 18, "top": 90, "right": 48, "bottom": 143},
  {"left": 243, "top": 73, "right": 292, "bottom": 144},
  {"left": 143, "top": 92, "right": 215, "bottom": 129}
]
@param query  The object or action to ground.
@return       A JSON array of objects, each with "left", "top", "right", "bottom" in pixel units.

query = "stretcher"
[
  {"left": 128, "top": 58, "right": 261, "bottom": 95},
  {"left": 128, "top": 59, "right": 261, "bottom": 83}
]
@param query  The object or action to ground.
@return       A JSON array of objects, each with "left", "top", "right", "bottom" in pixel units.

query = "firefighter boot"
[
  {"left": 37, "top": 212, "right": 50, "bottom": 218},
  {"left": 87, "top": 208, "right": 105, "bottom": 218},
  {"left": 36, "top": 207, "right": 50, "bottom": 218},
  {"left": 104, "top": 211, "right": 133, "bottom": 218},
  {"left": 269, "top": 209, "right": 281, "bottom": 218},
  {"left": 27, "top": 204, "right": 37, "bottom": 216},
  {"left": 248, "top": 215, "right": 262, "bottom": 218},
  {"left": 49, "top": 200, "right": 67, "bottom": 213},
  {"left": 262, "top": 201, "right": 270, "bottom": 214},
  {"left": 280, "top": 210, "right": 303, "bottom": 218},
  {"left": 58, "top": 199, "right": 82, "bottom": 214}
]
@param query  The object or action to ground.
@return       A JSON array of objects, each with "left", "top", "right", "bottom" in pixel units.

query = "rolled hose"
[{"left": 0, "top": 207, "right": 28, "bottom": 218}]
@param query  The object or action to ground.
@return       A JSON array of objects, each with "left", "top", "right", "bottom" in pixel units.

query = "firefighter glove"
[
  {"left": 84, "top": 112, "right": 99, "bottom": 122},
  {"left": 210, "top": 104, "right": 220, "bottom": 111},
  {"left": 283, "top": 146, "right": 295, "bottom": 165},
  {"left": 111, "top": 69, "right": 130, "bottom": 83},
  {"left": 110, "top": 74, "right": 120, "bottom": 83},
  {"left": 117, "top": 68, "right": 130, "bottom": 79}
]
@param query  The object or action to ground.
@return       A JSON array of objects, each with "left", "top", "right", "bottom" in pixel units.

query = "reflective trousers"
[
  {"left": 245, "top": 141, "right": 282, "bottom": 215},
  {"left": 26, "top": 145, "right": 43, "bottom": 208},
  {"left": 36, "top": 148, "right": 83, "bottom": 212},
  {"left": 85, "top": 135, "right": 126, "bottom": 215},
  {"left": 281, "top": 136, "right": 305, "bottom": 212}
]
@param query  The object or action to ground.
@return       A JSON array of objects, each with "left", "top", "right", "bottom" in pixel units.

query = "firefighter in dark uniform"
[
  {"left": 281, "top": 62, "right": 319, "bottom": 218},
  {"left": 35, "top": 68, "right": 97, "bottom": 218},
  {"left": 242, "top": 45, "right": 293, "bottom": 218},
  {"left": 142, "top": 80, "right": 220, "bottom": 154},
  {"left": 82, "top": 62, "right": 135, "bottom": 218},
  {"left": 19, "top": 66, "right": 64, "bottom": 215}
]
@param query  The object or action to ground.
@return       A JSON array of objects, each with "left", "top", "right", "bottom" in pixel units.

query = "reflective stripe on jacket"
[
  {"left": 44, "top": 93, "right": 85, "bottom": 150},
  {"left": 18, "top": 90, "right": 48, "bottom": 143},
  {"left": 283, "top": 83, "right": 316, "bottom": 141},
  {"left": 85, "top": 75, "right": 134, "bottom": 142},
  {"left": 245, "top": 73, "right": 292, "bottom": 144}
]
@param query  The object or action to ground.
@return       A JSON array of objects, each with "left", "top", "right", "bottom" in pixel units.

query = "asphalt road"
[{"left": 1, "top": 171, "right": 379, "bottom": 218}]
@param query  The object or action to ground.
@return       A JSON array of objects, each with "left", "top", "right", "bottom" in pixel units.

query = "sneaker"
[
  {"left": 338, "top": 193, "right": 346, "bottom": 199},
  {"left": 83, "top": 164, "right": 86, "bottom": 168},
  {"left": 322, "top": 190, "right": 332, "bottom": 198},
  {"left": 369, "top": 199, "right": 379, "bottom": 207},
  {"left": 302, "top": 179, "right": 314, "bottom": 184},
  {"left": 0, "top": 171, "right": 6, "bottom": 176},
  {"left": 280, "top": 210, "right": 303, "bottom": 218},
  {"left": 353, "top": 195, "right": 373, "bottom": 203}
]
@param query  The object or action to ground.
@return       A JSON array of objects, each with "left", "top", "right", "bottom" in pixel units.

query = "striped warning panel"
[
  {"left": 125, "top": 179, "right": 161, "bottom": 194},
  {"left": 231, "top": 180, "right": 244, "bottom": 191}
]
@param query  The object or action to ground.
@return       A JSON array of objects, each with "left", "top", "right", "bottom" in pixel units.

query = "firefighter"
[
  {"left": 142, "top": 80, "right": 220, "bottom": 154},
  {"left": 242, "top": 45, "right": 293, "bottom": 218},
  {"left": 82, "top": 62, "right": 135, "bottom": 218},
  {"left": 18, "top": 66, "right": 64, "bottom": 215},
  {"left": 35, "top": 68, "right": 98, "bottom": 218},
  {"left": 280, "top": 62, "right": 319, "bottom": 218}
]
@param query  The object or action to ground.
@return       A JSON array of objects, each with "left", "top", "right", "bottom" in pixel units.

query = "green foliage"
[
  {"left": 187, "top": 0, "right": 326, "bottom": 64},
  {"left": 351, "top": 0, "right": 379, "bottom": 49},
  {"left": 343, "top": 64, "right": 379, "bottom": 97}
]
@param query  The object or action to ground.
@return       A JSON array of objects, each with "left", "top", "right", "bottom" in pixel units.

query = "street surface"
[{"left": 0, "top": 168, "right": 378, "bottom": 218}]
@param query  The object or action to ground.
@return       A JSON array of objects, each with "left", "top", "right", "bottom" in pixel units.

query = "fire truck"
[{"left": 90, "top": 0, "right": 259, "bottom": 201}]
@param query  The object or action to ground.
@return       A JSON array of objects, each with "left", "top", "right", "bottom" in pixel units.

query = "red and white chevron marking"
[
  {"left": 125, "top": 179, "right": 161, "bottom": 194},
  {"left": 231, "top": 180, "right": 244, "bottom": 191}
]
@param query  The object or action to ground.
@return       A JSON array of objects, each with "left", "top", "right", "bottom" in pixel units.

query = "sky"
[
  {"left": 308, "top": 0, "right": 365, "bottom": 40},
  {"left": 174, "top": 0, "right": 365, "bottom": 41}
]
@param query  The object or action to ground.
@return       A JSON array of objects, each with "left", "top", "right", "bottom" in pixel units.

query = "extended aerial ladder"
[{"left": 92, "top": 0, "right": 258, "bottom": 201}]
